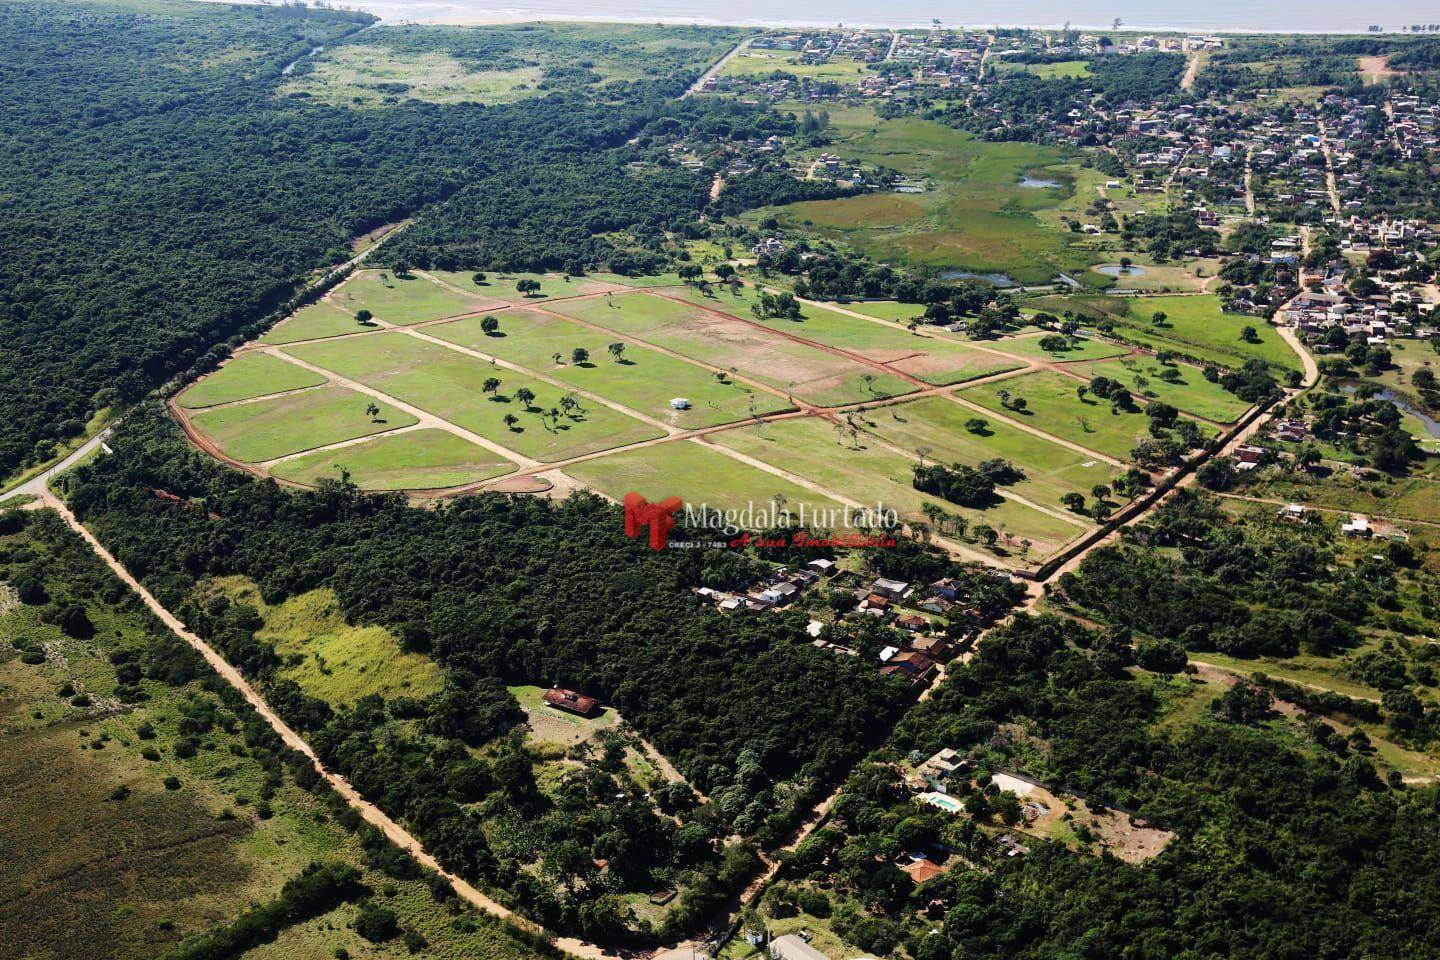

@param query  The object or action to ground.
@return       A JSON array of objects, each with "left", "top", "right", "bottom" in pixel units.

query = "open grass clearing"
[
  {"left": 986, "top": 332, "right": 1129, "bottom": 363},
  {"left": 669, "top": 285, "right": 1021, "bottom": 385},
  {"left": 509, "top": 684, "right": 618, "bottom": 750},
  {"left": 720, "top": 50, "right": 874, "bottom": 82},
  {"left": 761, "top": 108, "right": 1098, "bottom": 284},
  {"left": 269, "top": 427, "right": 516, "bottom": 491},
  {"left": 279, "top": 44, "right": 547, "bottom": 107},
  {"left": 714, "top": 416, "right": 1086, "bottom": 560},
  {"left": 1071, "top": 356, "right": 1252, "bottom": 423},
  {"left": 260, "top": 300, "right": 367, "bottom": 345},
  {"left": 563, "top": 437, "right": 846, "bottom": 517},
  {"left": 429, "top": 308, "right": 789, "bottom": 429},
  {"left": 188, "top": 382, "right": 416, "bottom": 463},
  {"left": 995, "top": 58, "right": 1092, "bottom": 79},
  {"left": 330, "top": 269, "right": 492, "bottom": 325},
  {"left": 861, "top": 396, "right": 1121, "bottom": 507},
  {"left": 961, "top": 369, "right": 1186, "bottom": 462},
  {"left": 551, "top": 291, "right": 914, "bottom": 406},
  {"left": 284, "top": 332, "right": 662, "bottom": 461},
  {"left": 176, "top": 352, "right": 327, "bottom": 409},
  {"left": 432, "top": 270, "right": 628, "bottom": 303}
]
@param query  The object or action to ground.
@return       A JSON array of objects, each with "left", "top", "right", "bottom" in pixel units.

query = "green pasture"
[
  {"left": 261, "top": 300, "right": 368, "bottom": 345},
  {"left": 429, "top": 308, "right": 790, "bottom": 428},
  {"left": 986, "top": 332, "right": 1129, "bottom": 363},
  {"left": 177, "top": 352, "right": 326, "bottom": 409},
  {"left": 330, "top": 269, "right": 489, "bottom": 325},
  {"left": 432, "top": 270, "right": 626, "bottom": 302},
  {"left": 720, "top": 50, "right": 873, "bottom": 82},
  {"left": 551, "top": 291, "right": 914, "bottom": 406},
  {"left": 188, "top": 383, "right": 415, "bottom": 462},
  {"left": 866, "top": 395, "right": 1122, "bottom": 506},
  {"left": 283, "top": 333, "right": 662, "bottom": 461},
  {"left": 1073, "top": 356, "right": 1253, "bottom": 423},
  {"left": 269, "top": 427, "right": 515, "bottom": 491}
]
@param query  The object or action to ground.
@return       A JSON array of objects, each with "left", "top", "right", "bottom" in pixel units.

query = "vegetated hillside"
[
  {"left": 0, "top": 0, "right": 729, "bottom": 481},
  {"left": 61, "top": 406, "right": 911, "bottom": 942}
]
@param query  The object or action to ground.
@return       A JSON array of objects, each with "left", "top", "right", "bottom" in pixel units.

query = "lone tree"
[
  {"left": 516, "top": 278, "right": 542, "bottom": 297},
  {"left": 608, "top": 342, "right": 626, "bottom": 362},
  {"left": 571, "top": 347, "right": 589, "bottom": 365},
  {"left": 355, "top": 309, "right": 373, "bottom": 326},
  {"left": 965, "top": 417, "right": 989, "bottom": 434},
  {"left": 480, "top": 316, "right": 500, "bottom": 336},
  {"left": 472, "top": 271, "right": 488, "bottom": 285},
  {"left": 503, "top": 413, "right": 520, "bottom": 431},
  {"left": 514, "top": 387, "right": 536, "bottom": 409},
  {"left": 482, "top": 377, "right": 501, "bottom": 396},
  {"left": 364, "top": 402, "right": 381, "bottom": 421}
]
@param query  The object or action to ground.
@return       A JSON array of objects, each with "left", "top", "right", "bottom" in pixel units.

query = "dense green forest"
[
  {"left": 56, "top": 405, "right": 913, "bottom": 941},
  {"left": 0, "top": 1, "right": 742, "bottom": 481}
]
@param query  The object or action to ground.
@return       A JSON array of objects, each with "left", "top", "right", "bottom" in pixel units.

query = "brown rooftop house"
[{"left": 543, "top": 687, "right": 599, "bottom": 717}]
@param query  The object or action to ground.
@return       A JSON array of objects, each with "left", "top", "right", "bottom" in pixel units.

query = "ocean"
[{"left": 322, "top": 0, "right": 1439, "bottom": 34}]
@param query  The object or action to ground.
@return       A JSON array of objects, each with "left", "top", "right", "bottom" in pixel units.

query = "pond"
[
  {"left": 940, "top": 269, "right": 1016, "bottom": 286},
  {"left": 1019, "top": 176, "right": 1063, "bottom": 189},
  {"left": 1340, "top": 383, "right": 1440, "bottom": 439},
  {"left": 1094, "top": 263, "right": 1148, "bottom": 278}
]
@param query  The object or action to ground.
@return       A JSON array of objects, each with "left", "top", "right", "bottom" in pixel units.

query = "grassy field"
[
  {"left": 720, "top": 50, "right": 874, "bottom": 82},
  {"left": 188, "top": 383, "right": 417, "bottom": 463},
  {"left": 330, "top": 269, "right": 491, "bottom": 325},
  {"left": 261, "top": 300, "right": 366, "bottom": 345},
  {"left": 836, "top": 300, "right": 928, "bottom": 323},
  {"left": 1072, "top": 356, "right": 1253, "bottom": 423},
  {"left": 1040, "top": 294, "right": 1301, "bottom": 373},
  {"left": 177, "top": 352, "right": 327, "bottom": 409},
  {"left": 669, "top": 285, "right": 1021, "bottom": 385},
  {"left": 509, "top": 684, "right": 617, "bottom": 750},
  {"left": 864, "top": 395, "right": 1121, "bottom": 506},
  {"left": 995, "top": 58, "right": 1092, "bottom": 79},
  {"left": 1246, "top": 472, "right": 1440, "bottom": 524},
  {"left": 430, "top": 270, "right": 627, "bottom": 302},
  {"left": 760, "top": 107, "right": 1097, "bottom": 284},
  {"left": 280, "top": 45, "right": 547, "bottom": 107},
  {"left": 961, "top": 369, "right": 1168, "bottom": 461},
  {"left": 0, "top": 513, "right": 548, "bottom": 960},
  {"left": 563, "top": 437, "right": 845, "bottom": 516},
  {"left": 429, "top": 307, "right": 791, "bottom": 428},
  {"left": 283, "top": 333, "right": 663, "bottom": 461},
  {"left": 269, "top": 427, "right": 516, "bottom": 490},
  {"left": 986, "top": 332, "right": 1129, "bottom": 363},
  {"left": 205, "top": 576, "right": 444, "bottom": 707},
  {"left": 713, "top": 416, "right": 1086, "bottom": 559},
  {"left": 551, "top": 291, "right": 915, "bottom": 406}
]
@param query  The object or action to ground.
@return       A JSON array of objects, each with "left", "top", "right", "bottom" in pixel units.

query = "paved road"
[
  {"left": 0, "top": 426, "right": 116, "bottom": 505},
  {"left": 683, "top": 38, "right": 750, "bottom": 97}
]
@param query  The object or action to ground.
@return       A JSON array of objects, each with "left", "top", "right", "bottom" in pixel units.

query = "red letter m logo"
[{"left": 624, "top": 493, "right": 682, "bottom": 551}]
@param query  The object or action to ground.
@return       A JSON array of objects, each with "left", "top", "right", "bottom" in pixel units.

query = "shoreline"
[{"left": 208, "top": 1, "right": 1429, "bottom": 35}]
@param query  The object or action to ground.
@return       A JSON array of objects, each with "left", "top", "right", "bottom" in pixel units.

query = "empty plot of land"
[
  {"left": 714, "top": 416, "right": 1085, "bottom": 558},
  {"left": 563, "top": 438, "right": 845, "bottom": 515},
  {"left": 866, "top": 396, "right": 1120, "bottom": 506},
  {"left": 430, "top": 270, "right": 629, "bottom": 303},
  {"left": 552, "top": 292, "right": 914, "bottom": 406},
  {"left": 986, "top": 333, "right": 1129, "bottom": 364},
  {"left": 176, "top": 352, "right": 326, "bottom": 409},
  {"left": 187, "top": 383, "right": 417, "bottom": 462},
  {"left": 1071, "top": 357, "right": 1252, "bottom": 423},
  {"left": 261, "top": 300, "right": 367, "bottom": 345},
  {"left": 283, "top": 332, "right": 662, "bottom": 461},
  {"left": 268, "top": 428, "right": 516, "bottom": 491},
  {"left": 330, "top": 270, "right": 494, "bottom": 325},
  {"left": 429, "top": 309, "right": 789, "bottom": 428},
  {"left": 671, "top": 286, "right": 1021, "bottom": 385},
  {"left": 961, "top": 370, "right": 1164, "bottom": 462}
]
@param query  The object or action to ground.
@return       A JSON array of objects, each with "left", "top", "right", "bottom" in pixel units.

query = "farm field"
[
  {"left": 329, "top": 269, "right": 493, "bottom": 325},
  {"left": 759, "top": 108, "right": 1098, "bottom": 284},
  {"left": 669, "top": 285, "right": 1022, "bottom": 385},
  {"left": 563, "top": 437, "right": 846, "bottom": 516},
  {"left": 260, "top": 300, "right": 365, "bottom": 345},
  {"left": 1040, "top": 293, "right": 1300, "bottom": 372},
  {"left": 187, "top": 382, "right": 417, "bottom": 463},
  {"left": 176, "top": 352, "right": 326, "bottom": 409},
  {"left": 713, "top": 416, "right": 1087, "bottom": 558},
  {"left": 268, "top": 427, "right": 516, "bottom": 491},
  {"left": 986, "top": 332, "right": 1130, "bottom": 364},
  {"left": 429, "top": 308, "right": 790, "bottom": 428},
  {"left": 962, "top": 369, "right": 1174, "bottom": 462},
  {"left": 550, "top": 291, "right": 915, "bottom": 406},
  {"left": 1072, "top": 356, "right": 1253, "bottom": 423},
  {"left": 864, "top": 396, "right": 1122, "bottom": 507},
  {"left": 283, "top": 333, "right": 663, "bottom": 461}
]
